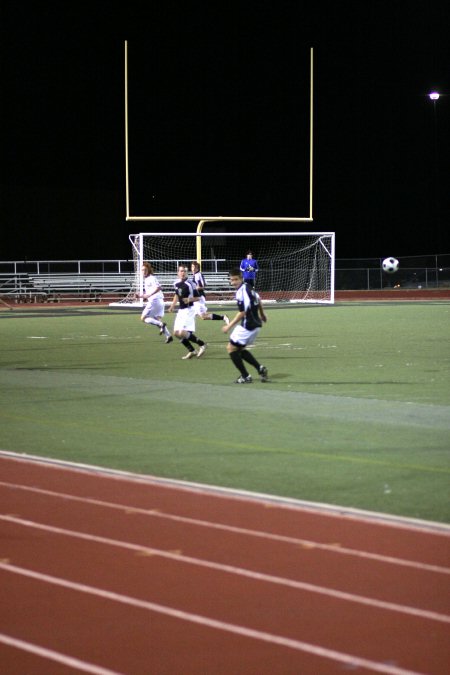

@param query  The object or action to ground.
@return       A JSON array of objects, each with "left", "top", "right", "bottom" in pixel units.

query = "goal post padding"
[{"left": 110, "top": 232, "right": 335, "bottom": 307}]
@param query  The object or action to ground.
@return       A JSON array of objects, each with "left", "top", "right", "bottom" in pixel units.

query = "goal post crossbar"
[
  {"left": 126, "top": 217, "right": 314, "bottom": 221},
  {"left": 132, "top": 232, "right": 334, "bottom": 236}
]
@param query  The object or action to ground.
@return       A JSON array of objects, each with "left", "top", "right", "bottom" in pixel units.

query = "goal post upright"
[
  {"left": 124, "top": 40, "right": 130, "bottom": 222},
  {"left": 309, "top": 45, "right": 314, "bottom": 221}
]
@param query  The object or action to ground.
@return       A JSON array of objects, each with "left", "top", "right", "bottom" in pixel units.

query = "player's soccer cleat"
[
  {"left": 165, "top": 335, "right": 173, "bottom": 344},
  {"left": 235, "top": 375, "right": 253, "bottom": 384},
  {"left": 197, "top": 344, "right": 207, "bottom": 358},
  {"left": 182, "top": 350, "right": 197, "bottom": 360},
  {"left": 223, "top": 314, "right": 230, "bottom": 325},
  {"left": 259, "top": 365, "right": 268, "bottom": 382},
  {"left": 159, "top": 322, "right": 167, "bottom": 335}
]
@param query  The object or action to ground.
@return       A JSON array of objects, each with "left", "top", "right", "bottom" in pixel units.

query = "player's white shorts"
[
  {"left": 229, "top": 325, "right": 261, "bottom": 347},
  {"left": 174, "top": 307, "right": 196, "bottom": 333},
  {"left": 193, "top": 298, "right": 207, "bottom": 316},
  {"left": 141, "top": 296, "right": 165, "bottom": 320}
]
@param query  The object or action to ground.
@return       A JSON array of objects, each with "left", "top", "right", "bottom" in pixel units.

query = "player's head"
[
  {"left": 142, "top": 262, "right": 154, "bottom": 277},
  {"left": 177, "top": 265, "right": 188, "bottom": 279},
  {"left": 191, "top": 260, "right": 200, "bottom": 272},
  {"left": 229, "top": 268, "right": 243, "bottom": 289},
  {"left": 246, "top": 250, "right": 253, "bottom": 259}
]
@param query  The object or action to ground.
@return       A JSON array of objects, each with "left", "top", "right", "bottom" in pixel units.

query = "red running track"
[{"left": 0, "top": 452, "right": 449, "bottom": 674}]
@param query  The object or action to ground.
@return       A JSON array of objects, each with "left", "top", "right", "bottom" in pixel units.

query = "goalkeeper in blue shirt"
[{"left": 239, "top": 251, "right": 259, "bottom": 288}]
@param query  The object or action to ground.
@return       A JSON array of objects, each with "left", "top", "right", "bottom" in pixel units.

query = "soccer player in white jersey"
[
  {"left": 190, "top": 261, "right": 229, "bottom": 324},
  {"left": 138, "top": 262, "right": 173, "bottom": 343},
  {"left": 222, "top": 268, "right": 268, "bottom": 383},
  {"left": 168, "top": 265, "right": 207, "bottom": 359}
]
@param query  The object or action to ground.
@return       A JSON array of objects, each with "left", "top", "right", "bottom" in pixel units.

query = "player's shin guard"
[{"left": 229, "top": 350, "right": 249, "bottom": 378}]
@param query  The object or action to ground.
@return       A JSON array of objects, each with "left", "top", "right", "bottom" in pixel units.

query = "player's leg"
[
  {"left": 152, "top": 297, "right": 173, "bottom": 341},
  {"left": 175, "top": 309, "right": 198, "bottom": 359},
  {"left": 240, "top": 330, "right": 268, "bottom": 381},
  {"left": 226, "top": 326, "right": 251, "bottom": 382},
  {"left": 187, "top": 329, "right": 207, "bottom": 357},
  {"left": 227, "top": 344, "right": 252, "bottom": 383},
  {"left": 142, "top": 299, "right": 164, "bottom": 330},
  {"left": 203, "top": 312, "right": 229, "bottom": 322}
]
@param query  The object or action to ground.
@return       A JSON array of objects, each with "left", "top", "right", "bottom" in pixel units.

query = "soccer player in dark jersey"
[
  {"left": 222, "top": 268, "right": 268, "bottom": 383},
  {"left": 190, "top": 261, "right": 229, "bottom": 324},
  {"left": 168, "top": 265, "right": 207, "bottom": 359}
]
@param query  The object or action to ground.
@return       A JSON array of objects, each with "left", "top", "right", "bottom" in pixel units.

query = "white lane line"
[
  {"left": 1, "top": 515, "right": 449, "bottom": 624},
  {"left": 0, "top": 633, "right": 123, "bottom": 675},
  {"left": 1, "top": 480, "right": 448, "bottom": 575},
  {"left": 0, "top": 562, "right": 426, "bottom": 675}
]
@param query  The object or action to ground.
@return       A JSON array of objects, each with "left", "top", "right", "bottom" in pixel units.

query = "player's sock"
[
  {"left": 181, "top": 338, "right": 195, "bottom": 352},
  {"left": 230, "top": 351, "right": 249, "bottom": 378},
  {"left": 189, "top": 333, "right": 205, "bottom": 346},
  {"left": 241, "top": 349, "right": 261, "bottom": 372}
]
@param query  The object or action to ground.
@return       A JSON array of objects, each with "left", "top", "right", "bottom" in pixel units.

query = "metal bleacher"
[{"left": 0, "top": 265, "right": 232, "bottom": 303}]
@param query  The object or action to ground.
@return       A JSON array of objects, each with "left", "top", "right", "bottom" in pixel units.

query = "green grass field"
[{"left": 1, "top": 301, "right": 449, "bottom": 523}]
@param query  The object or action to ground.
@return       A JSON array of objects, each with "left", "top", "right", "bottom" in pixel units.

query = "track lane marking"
[
  {"left": 0, "top": 633, "right": 123, "bottom": 675},
  {"left": 0, "top": 562, "right": 426, "bottom": 675},
  {"left": 1, "top": 514, "right": 449, "bottom": 624},
  {"left": 1, "top": 481, "right": 448, "bottom": 575}
]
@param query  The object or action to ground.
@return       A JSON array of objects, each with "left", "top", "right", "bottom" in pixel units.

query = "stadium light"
[{"left": 428, "top": 91, "right": 441, "bottom": 250}]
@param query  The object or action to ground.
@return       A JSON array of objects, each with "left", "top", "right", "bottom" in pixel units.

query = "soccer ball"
[{"left": 382, "top": 257, "right": 399, "bottom": 274}]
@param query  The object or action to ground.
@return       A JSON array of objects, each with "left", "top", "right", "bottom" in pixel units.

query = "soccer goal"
[{"left": 112, "top": 231, "right": 335, "bottom": 307}]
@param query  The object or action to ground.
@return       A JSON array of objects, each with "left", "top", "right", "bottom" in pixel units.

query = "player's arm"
[
  {"left": 197, "top": 273, "right": 206, "bottom": 291},
  {"left": 258, "top": 298, "right": 267, "bottom": 323},
  {"left": 256, "top": 290, "right": 267, "bottom": 322},
  {"left": 167, "top": 294, "right": 178, "bottom": 312},
  {"left": 222, "top": 310, "right": 245, "bottom": 333},
  {"left": 136, "top": 288, "right": 146, "bottom": 300},
  {"left": 142, "top": 286, "right": 161, "bottom": 301},
  {"left": 185, "top": 282, "right": 197, "bottom": 305},
  {"left": 137, "top": 283, "right": 162, "bottom": 301}
]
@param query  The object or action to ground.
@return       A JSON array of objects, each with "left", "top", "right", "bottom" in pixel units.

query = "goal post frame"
[
  {"left": 124, "top": 42, "right": 314, "bottom": 222},
  {"left": 113, "top": 231, "right": 335, "bottom": 307}
]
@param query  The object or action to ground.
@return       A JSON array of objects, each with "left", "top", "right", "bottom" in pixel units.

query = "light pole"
[{"left": 428, "top": 92, "right": 440, "bottom": 251}]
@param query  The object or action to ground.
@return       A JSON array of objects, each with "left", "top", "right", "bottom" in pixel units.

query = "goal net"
[{"left": 112, "top": 231, "right": 335, "bottom": 306}]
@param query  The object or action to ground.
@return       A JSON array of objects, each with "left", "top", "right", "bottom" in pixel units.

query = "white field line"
[
  {"left": 1, "top": 450, "right": 449, "bottom": 535},
  {"left": 1, "top": 515, "right": 449, "bottom": 625},
  {"left": 0, "top": 633, "right": 123, "bottom": 675},
  {"left": 1, "top": 480, "right": 448, "bottom": 576},
  {"left": 0, "top": 562, "right": 426, "bottom": 675}
]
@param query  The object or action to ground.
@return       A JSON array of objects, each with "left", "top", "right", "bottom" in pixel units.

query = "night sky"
[{"left": 1, "top": 1, "right": 449, "bottom": 262}]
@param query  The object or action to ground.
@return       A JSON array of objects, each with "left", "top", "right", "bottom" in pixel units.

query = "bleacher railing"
[{"left": 1, "top": 254, "right": 449, "bottom": 295}]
